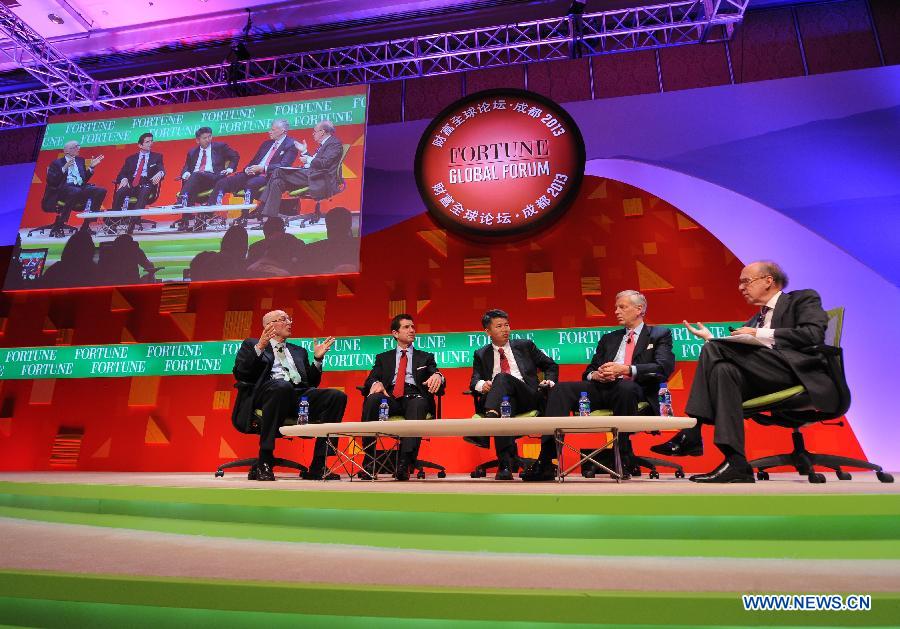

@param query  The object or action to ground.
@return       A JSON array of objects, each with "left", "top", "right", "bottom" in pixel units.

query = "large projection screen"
[{"left": 5, "top": 85, "right": 368, "bottom": 290}]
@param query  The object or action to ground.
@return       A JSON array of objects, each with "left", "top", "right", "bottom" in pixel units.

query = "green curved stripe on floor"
[{"left": 1, "top": 572, "right": 897, "bottom": 627}]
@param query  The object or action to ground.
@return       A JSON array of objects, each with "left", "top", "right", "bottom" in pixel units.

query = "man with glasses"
[
  {"left": 232, "top": 310, "right": 346, "bottom": 481},
  {"left": 257, "top": 119, "right": 343, "bottom": 220},
  {"left": 650, "top": 261, "right": 838, "bottom": 482}
]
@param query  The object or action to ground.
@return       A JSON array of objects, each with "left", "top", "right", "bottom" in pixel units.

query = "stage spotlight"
[{"left": 567, "top": 0, "right": 587, "bottom": 15}]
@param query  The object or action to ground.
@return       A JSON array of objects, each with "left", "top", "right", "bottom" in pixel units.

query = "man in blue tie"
[
  {"left": 232, "top": 310, "right": 346, "bottom": 481},
  {"left": 652, "top": 261, "right": 839, "bottom": 483}
]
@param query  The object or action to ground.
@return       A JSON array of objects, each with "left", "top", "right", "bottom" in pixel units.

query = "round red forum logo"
[{"left": 415, "top": 88, "right": 585, "bottom": 238}]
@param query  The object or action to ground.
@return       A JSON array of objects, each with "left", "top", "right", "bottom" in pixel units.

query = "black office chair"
[
  {"left": 463, "top": 388, "right": 547, "bottom": 478},
  {"left": 231, "top": 183, "right": 268, "bottom": 228},
  {"left": 285, "top": 143, "right": 351, "bottom": 227},
  {"left": 746, "top": 307, "right": 892, "bottom": 484},
  {"left": 355, "top": 385, "right": 447, "bottom": 479},
  {"left": 214, "top": 381, "right": 308, "bottom": 478},
  {"left": 28, "top": 198, "right": 81, "bottom": 239}
]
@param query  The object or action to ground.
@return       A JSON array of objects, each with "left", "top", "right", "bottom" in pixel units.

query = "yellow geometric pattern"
[
  {"left": 212, "top": 391, "right": 231, "bottom": 410},
  {"left": 170, "top": 312, "right": 196, "bottom": 340},
  {"left": 91, "top": 438, "right": 112, "bottom": 458},
  {"left": 219, "top": 437, "right": 237, "bottom": 459},
  {"left": 525, "top": 272, "right": 554, "bottom": 300},
  {"left": 128, "top": 376, "right": 160, "bottom": 406},
  {"left": 623, "top": 198, "right": 644, "bottom": 216},
  {"left": 463, "top": 257, "right": 491, "bottom": 284},
  {"left": 388, "top": 299, "right": 407, "bottom": 319},
  {"left": 223, "top": 311, "right": 253, "bottom": 340},
  {"left": 636, "top": 260, "right": 673, "bottom": 292},
  {"left": 187, "top": 415, "right": 206, "bottom": 435},
  {"left": 29, "top": 379, "right": 56, "bottom": 405},
  {"left": 299, "top": 301, "right": 325, "bottom": 329},
  {"left": 145, "top": 416, "right": 169, "bottom": 445},
  {"left": 580, "top": 277, "right": 602, "bottom": 295},
  {"left": 417, "top": 229, "right": 448, "bottom": 257}
]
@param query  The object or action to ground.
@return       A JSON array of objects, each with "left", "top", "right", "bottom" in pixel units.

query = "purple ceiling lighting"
[{"left": 0, "top": 0, "right": 749, "bottom": 128}]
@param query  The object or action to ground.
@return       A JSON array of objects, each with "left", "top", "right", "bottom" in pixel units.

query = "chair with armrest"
[
  {"left": 355, "top": 385, "right": 447, "bottom": 479},
  {"left": 746, "top": 307, "right": 893, "bottom": 484},
  {"left": 463, "top": 388, "right": 547, "bottom": 478},
  {"left": 285, "top": 143, "right": 351, "bottom": 227},
  {"left": 214, "top": 381, "right": 308, "bottom": 478},
  {"left": 28, "top": 198, "right": 81, "bottom": 239}
]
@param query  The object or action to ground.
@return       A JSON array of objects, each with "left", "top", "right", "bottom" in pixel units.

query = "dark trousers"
[
  {"left": 686, "top": 341, "right": 798, "bottom": 458},
  {"left": 209, "top": 172, "right": 267, "bottom": 205},
  {"left": 260, "top": 168, "right": 313, "bottom": 217},
  {"left": 112, "top": 180, "right": 154, "bottom": 211},
  {"left": 57, "top": 184, "right": 107, "bottom": 220},
  {"left": 254, "top": 378, "right": 347, "bottom": 467},
  {"left": 180, "top": 171, "right": 220, "bottom": 205},
  {"left": 482, "top": 372, "right": 541, "bottom": 463},
  {"left": 541, "top": 379, "right": 642, "bottom": 460},
  {"left": 361, "top": 385, "right": 431, "bottom": 464}
]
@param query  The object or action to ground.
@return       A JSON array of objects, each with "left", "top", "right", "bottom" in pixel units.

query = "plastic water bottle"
[
  {"left": 216, "top": 191, "right": 224, "bottom": 205},
  {"left": 243, "top": 189, "right": 252, "bottom": 204},
  {"left": 121, "top": 196, "right": 130, "bottom": 211},
  {"left": 378, "top": 398, "right": 390, "bottom": 421},
  {"left": 83, "top": 198, "right": 92, "bottom": 213},
  {"left": 297, "top": 396, "right": 309, "bottom": 425},
  {"left": 500, "top": 396, "right": 512, "bottom": 418},
  {"left": 658, "top": 383, "right": 673, "bottom": 417},
  {"left": 180, "top": 192, "right": 189, "bottom": 207},
  {"left": 578, "top": 391, "right": 591, "bottom": 416}
]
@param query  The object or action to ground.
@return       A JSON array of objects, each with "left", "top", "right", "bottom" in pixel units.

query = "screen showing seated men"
[{"left": 4, "top": 85, "right": 368, "bottom": 290}]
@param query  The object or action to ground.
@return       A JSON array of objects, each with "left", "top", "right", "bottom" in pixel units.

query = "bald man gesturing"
[{"left": 232, "top": 309, "right": 346, "bottom": 481}]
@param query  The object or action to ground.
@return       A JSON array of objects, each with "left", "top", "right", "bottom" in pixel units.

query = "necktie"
[
  {"left": 498, "top": 347, "right": 511, "bottom": 374},
  {"left": 197, "top": 148, "right": 208, "bottom": 172},
  {"left": 132, "top": 153, "right": 146, "bottom": 188},
  {"left": 274, "top": 344, "right": 302, "bottom": 385},
  {"left": 622, "top": 330, "right": 635, "bottom": 380},
  {"left": 757, "top": 305, "right": 771, "bottom": 329},
  {"left": 393, "top": 349, "right": 407, "bottom": 398},
  {"left": 259, "top": 141, "right": 279, "bottom": 170}
]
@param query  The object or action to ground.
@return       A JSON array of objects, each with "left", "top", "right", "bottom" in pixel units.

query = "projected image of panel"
[{"left": 4, "top": 85, "right": 368, "bottom": 289}]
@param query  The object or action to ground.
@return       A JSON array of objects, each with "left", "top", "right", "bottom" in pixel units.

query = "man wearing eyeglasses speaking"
[
  {"left": 651, "top": 261, "right": 838, "bottom": 483},
  {"left": 233, "top": 310, "right": 346, "bottom": 481}
]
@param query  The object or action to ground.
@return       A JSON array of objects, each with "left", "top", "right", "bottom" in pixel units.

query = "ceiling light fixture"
[{"left": 47, "top": 13, "right": 65, "bottom": 24}]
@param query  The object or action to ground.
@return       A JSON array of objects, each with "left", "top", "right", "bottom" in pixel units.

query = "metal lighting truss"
[{"left": 0, "top": 0, "right": 749, "bottom": 128}]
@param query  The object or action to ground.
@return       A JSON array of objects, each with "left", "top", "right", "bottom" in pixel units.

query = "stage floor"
[{"left": 1, "top": 472, "right": 898, "bottom": 626}]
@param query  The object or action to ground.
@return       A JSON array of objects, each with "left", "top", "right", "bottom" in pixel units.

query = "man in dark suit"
[
  {"left": 526, "top": 290, "right": 676, "bottom": 481},
  {"left": 179, "top": 127, "right": 240, "bottom": 204},
  {"left": 112, "top": 132, "right": 165, "bottom": 215},
  {"left": 651, "top": 260, "right": 839, "bottom": 483},
  {"left": 174, "top": 127, "right": 240, "bottom": 231},
  {"left": 360, "top": 314, "right": 445, "bottom": 480},
  {"left": 470, "top": 309, "right": 559, "bottom": 480},
  {"left": 209, "top": 119, "right": 298, "bottom": 210},
  {"left": 232, "top": 309, "right": 347, "bottom": 481},
  {"left": 42, "top": 140, "right": 107, "bottom": 233},
  {"left": 257, "top": 120, "right": 344, "bottom": 220}
]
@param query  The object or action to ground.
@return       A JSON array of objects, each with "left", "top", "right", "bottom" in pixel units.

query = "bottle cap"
[
  {"left": 502, "top": 396, "right": 509, "bottom": 401},
  {"left": 659, "top": 382, "right": 667, "bottom": 388},
  {"left": 381, "top": 398, "right": 388, "bottom": 403},
  {"left": 580, "top": 391, "right": 588, "bottom": 396},
  {"left": 301, "top": 396, "right": 308, "bottom": 401}
]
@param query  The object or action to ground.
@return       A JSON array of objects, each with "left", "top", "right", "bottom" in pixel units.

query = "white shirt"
[
  {"left": 65, "top": 158, "right": 83, "bottom": 186},
  {"left": 134, "top": 150, "right": 151, "bottom": 178},
  {"left": 754, "top": 291, "right": 781, "bottom": 348},
  {"left": 254, "top": 339, "right": 323, "bottom": 381},
  {"left": 475, "top": 342, "right": 524, "bottom": 393},
  {"left": 302, "top": 134, "right": 331, "bottom": 169},
  {"left": 258, "top": 137, "right": 285, "bottom": 172}
]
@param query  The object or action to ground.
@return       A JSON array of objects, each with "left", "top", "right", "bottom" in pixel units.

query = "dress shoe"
[
  {"left": 650, "top": 430, "right": 703, "bottom": 457},
  {"left": 301, "top": 467, "right": 340, "bottom": 480},
  {"left": 247, "top": 464, "right": 259, "bottom": 480},
  {"left": 689, "top": 459, "right": 754, "bottom": 483},
  {"left": 255, "top": 461, "right": 276, "bottom": 481},
  {"left": 522, "top": 459, "right": 557, "bottom": 482},
  {"left": 495, "top": 464, "right": 514, "bottom": 481}
]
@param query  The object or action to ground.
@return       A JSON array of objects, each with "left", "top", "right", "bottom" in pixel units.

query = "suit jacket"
[
  {"left": 231, "top": 338, "right": 322, "bottom": 433},
  {"left": 42, "top": 156, "right": 95, "bottom": 212},
  {"left": 469, "top": 338, "right": 559, "bottom": 392},
  {"left": 744, "top": 289, "right": 838, "bottom": 413},
  {"left": 582, "top": 325, "right": 676, "bottom": 415},
  {"left": 302, "top": 134, "right": 344, "bottom": 198},
  {"left": 248, "top": 137, "right": 298, "bottom": 175},
  {"left": 181, "top": 142, "right": 240, "bottom": 178},
  {"left": 363, "top": 347, "right": 444, "bottom": 416},
  {"left": 116, "top": 151, "right": 165, "bottom": 185}
]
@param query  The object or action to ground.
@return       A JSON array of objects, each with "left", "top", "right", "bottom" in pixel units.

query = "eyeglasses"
[
  {"left": 738, "top": 275, "right": 770, "bottom": 287},
  {"left": 272, "top": 316, "right": 292, "bottom": 324}
]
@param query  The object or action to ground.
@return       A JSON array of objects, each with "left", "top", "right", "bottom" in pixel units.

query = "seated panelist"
[
  {"left": 525, "top": 290, "right": 675, "bottom": 481},
  {"left": 112, "top": 132, "right": 165, "bottom": 211},
  {"left": 42, "top": 140, "right": 107, "bottom": 226},
  {"left": 469, "top": 309, "right": 558, "bottom": 480},
  {"left": 360, "top": 314, "right": 444, "bottom": 480},
  {"left": 179, "top": 126, "right": 240, "bottom": 205}
]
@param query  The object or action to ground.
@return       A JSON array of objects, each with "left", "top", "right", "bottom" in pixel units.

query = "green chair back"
[{"left": 825, "top": 307, "right": 844, "bottom": 348}]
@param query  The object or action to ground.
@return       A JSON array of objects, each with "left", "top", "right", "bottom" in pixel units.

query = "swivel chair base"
[
  {"left": 470, "top": 455, "right": 536, "bottom": 479},
  {"left": 215, "top": 456, "right": 308, "bottom": 478},
  {"left": 750, "top": 428, "right": 893, "bottom": 484}
]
